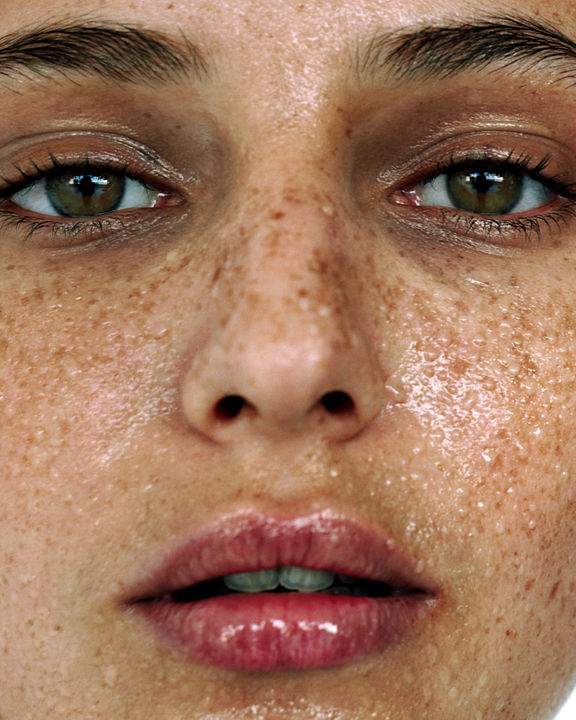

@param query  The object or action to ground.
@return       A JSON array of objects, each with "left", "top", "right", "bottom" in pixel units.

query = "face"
[{"left": 2, "top": 0, "right": 576, "bottom": 717}]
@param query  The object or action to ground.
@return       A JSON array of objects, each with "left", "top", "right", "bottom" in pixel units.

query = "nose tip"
[{"left": 180, "top": 317, "right": 384, "bottom": 444}]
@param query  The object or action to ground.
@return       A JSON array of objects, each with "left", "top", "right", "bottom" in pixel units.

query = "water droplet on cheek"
[{"left": 102, "top": 665, "right": 118, "bottom": 687}]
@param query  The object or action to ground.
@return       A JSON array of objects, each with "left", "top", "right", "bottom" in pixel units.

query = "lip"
[{"left": 126, "top": 510, "right": 438, "bottom": 672}]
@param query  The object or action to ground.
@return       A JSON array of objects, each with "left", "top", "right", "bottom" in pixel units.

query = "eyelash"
[
  {"left": 0, "top": 154, "right": 167, "bottom": 243},
  {"left": 407, "top": 152, "right": 576, "bottom": 243}
]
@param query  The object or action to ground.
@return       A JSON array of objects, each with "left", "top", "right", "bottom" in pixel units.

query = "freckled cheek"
[
  {"left": 0, "top": 310, "right": 178, "bottom": 495},
  {"left": 385, "top": 296, "right": 574, "bottom": 475},
  {"left": 412, "top": 304, "right": 576, "bottom": 542},
  {"left": 379, "top": 289, "right": 576, "bottom": 555}
]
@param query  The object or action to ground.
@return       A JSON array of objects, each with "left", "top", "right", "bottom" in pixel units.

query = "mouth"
[{"left": 126, "top": 511, "right": 438, "bottom": 672}]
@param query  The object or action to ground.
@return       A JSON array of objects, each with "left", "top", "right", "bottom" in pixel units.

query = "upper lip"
[{"left": 126, "top": 510, "right": 438, "bottom": 602}]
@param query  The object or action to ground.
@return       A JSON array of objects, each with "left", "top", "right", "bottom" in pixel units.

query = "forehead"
[
  {"left": 1, "top": 0, "right": 575, "bottom": 131},
  {"left": 1, "top": 0, "right": 574, "bottom": 122}
]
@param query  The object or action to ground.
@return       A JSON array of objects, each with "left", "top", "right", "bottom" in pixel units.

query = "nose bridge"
[
  {"left": 236, "top": 184, "right": 349, "bottom": 342},
  {"left": 214, "top": 173, "right": 366, "bottom": 388}
]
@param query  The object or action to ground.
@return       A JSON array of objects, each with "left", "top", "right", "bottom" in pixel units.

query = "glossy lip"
[{"left": 126, "top": 510, "right": 439, "bottom": 672}]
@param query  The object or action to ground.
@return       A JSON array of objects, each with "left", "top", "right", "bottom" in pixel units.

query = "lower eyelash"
[
  {"left": 438, "top": 202, "right": 576, "bottom": 244},
  {"left": 0, "top": 207, "right": 129, "bottom": 245}
]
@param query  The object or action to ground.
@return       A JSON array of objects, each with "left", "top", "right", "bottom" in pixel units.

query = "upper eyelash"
[
  {"left": 0, "top": 154, "right": 150, "bottom": 199},
  {"left": 427, "top": 150, "right": 576, "bottom": 200}
]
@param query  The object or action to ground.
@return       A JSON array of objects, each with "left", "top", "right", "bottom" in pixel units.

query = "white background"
[{"left": 555, "top": 686, "right": 576, "bottom": 719}]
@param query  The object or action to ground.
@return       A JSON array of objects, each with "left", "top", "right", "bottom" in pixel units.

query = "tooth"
[
  {"left": 223, "top": 568, "right": 279, "bottom": 593},
  {"left": 279, "top": 566, "right": 335, "bottom": 592}
]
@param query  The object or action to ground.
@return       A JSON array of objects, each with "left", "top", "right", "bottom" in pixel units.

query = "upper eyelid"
[
  {"left": 373, "top": 128, "right": 576, "bottom": 185},
  {"left": 0, "top": 130, "right": 189, "bottom": 188}
]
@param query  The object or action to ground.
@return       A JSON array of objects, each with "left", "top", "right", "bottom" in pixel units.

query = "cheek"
[
  {"left": 0, "top": 288, "right": 174, "bottom": 508},
  {"left": 384, "top": 277, "right": 576, "bottom": 698},
  {"left": 388, "top": 279, "right": 576, "bottom": 480}
]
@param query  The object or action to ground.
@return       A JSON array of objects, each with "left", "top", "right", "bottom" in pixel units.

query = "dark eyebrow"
[
  {"left": 0, "top": 22, "right": 207, "bottom": 85},
  {"left": 359, "top": 15, "right": 576, "bottom": 84}
]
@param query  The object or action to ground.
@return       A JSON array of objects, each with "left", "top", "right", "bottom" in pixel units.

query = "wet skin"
[{"left": 2, "top": 0, "right": 576, "bottom": 717}]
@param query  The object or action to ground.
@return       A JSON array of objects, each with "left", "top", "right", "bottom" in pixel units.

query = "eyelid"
[
  {"left": 375, "top": 129, "right": 576, "bottom": 188},
  {"left": 0, "top": 131, "right": 188, "bottom": 189}
]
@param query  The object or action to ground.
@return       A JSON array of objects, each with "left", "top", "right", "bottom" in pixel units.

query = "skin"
[{"left": 1, "top": 0, "right": 576, "bottom": 717}]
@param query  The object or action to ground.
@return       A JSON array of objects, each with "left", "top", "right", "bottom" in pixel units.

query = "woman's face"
[{"left": 2, "top": 0, "right": 576, "bottom": 717}]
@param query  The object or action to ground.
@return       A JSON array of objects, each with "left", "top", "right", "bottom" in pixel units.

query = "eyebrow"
[
  {"left": 0, "top": 22, "right": 207, "bottom": 85},
  {"left": 359, "top": 15, "right": 576, "bottom": 85}
]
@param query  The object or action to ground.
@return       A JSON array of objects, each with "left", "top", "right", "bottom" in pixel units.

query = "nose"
[{"left": 179, "top": 186, "right": 385, "bottom": 445}]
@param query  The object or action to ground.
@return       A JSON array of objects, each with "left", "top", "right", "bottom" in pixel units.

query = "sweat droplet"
[{"left": 103, "top": 665, "right": 118, "bottom": 687}]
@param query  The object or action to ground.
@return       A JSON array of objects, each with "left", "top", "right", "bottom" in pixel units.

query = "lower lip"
[{"left": 132, "top": 592, "right": 433, "bottom": 672}]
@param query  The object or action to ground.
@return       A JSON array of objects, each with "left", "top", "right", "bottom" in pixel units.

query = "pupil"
[
  {"left": 469, "top": 171, "right": 495, "bottom": 194},
  {"left": 74, "top": 174, "right": 100, "bottom": 198}
]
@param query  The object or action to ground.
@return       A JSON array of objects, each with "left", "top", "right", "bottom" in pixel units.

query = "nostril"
[
  {"left": 321, "top": 390, "right": 355, "bottom": 416},
  {"left": 214, "top": 395, "right": 246, "bottom": 421}
]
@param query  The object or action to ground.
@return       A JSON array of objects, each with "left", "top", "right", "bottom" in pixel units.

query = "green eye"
[
  {"left": 415, "top": 165, "right": 555, "bottom": 215},
  {"left": 446, "top": 169, "right": 524, "bottom": 214},
  {"left": 10, "top": 170, "right": 162, "bottom": 218},
  {"left": 45, "top": 173, "right": 126, "bottom": 217}
]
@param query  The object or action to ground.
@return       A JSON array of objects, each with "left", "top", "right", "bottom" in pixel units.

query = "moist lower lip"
[
  {"left": 133, "top": 592, "right": 433, "bottom": 671},
  {"left": 127, "top": 511, "right": 438, "bottom": 672}
]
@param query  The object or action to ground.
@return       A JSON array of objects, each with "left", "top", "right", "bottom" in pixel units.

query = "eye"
[
  {"left": 9, "top": 170, "right": 164, "bottom": 218},
  {"left": 407, "top": 164, "right": 556, "bottom": 215}
]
